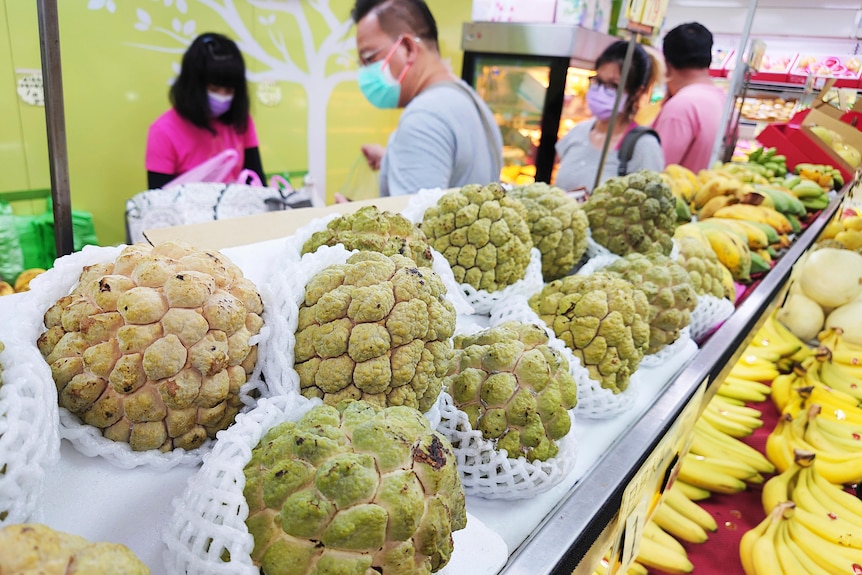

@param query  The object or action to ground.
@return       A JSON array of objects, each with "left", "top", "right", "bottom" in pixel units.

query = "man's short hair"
[
  {"left": 663, "top": 22, "right": 713, "bottom": 70},
  {"left": 351, "top": 0, "right": 439, "bottom": 48}
]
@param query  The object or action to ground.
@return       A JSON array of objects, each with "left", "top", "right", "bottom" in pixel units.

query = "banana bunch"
[
  {"left": 677, "top": 221, "right": 752, "bottom": 282},
  {"left": 745, "top": 146, "right": 788, "bottom": 178},
  {"left": 692, "top": 219, "right": 778, "bottom": 276},
  {"left": 793, "top": 162, "right": 845, "bottom": 191},
  {"left": 636, "top": 519, "right": 693, "bottom": 575},
  {"left": 820, "top": 213, "right": 862, "bottom": 250},
  {"left": 753, "top": 310, "right": 814, "bottom": 369},
  {"left": 691, "top": 172, "right": 752, "bottom": 211},
  {"left": 783, "top": 176, "right": 832, "bottom": 212},
  {"left": 756, "top": 451, "right": 862, "bottom": 574},
  {"left": 672, "top": 224, "right": 738, "bottom": 296},
  {"left": 663, "top": 164, "right": 699, "bottom": 204},
  {"left": 591, "top": 550, "right": 649, "bottom": 575},
  {"left": 766, "top": 402, "right": 862, "bottom": 484}
]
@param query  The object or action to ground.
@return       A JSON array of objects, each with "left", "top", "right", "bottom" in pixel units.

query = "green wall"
[{"left": 0, "top": 0, "right": 471, "bottom": 245}]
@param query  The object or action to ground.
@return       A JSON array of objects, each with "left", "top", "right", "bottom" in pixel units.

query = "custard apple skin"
[
  {"left": 605, "top": 253, "right": 698, "bottom": 353},
  {"left": 37, "top": 242, "right": 264, "bottom": 452},
  {"left": 0, "top": 523, "right": 149, "bottom": 574},
  {"left": 674, "top": 236, "right": 728, "bottom": 299},
  {"left": 294, "top": 251, "right": 455, "bottom": 412},
  {"left": 509, "top": 183, "right": 589, "bottom": 281},
  {"left": 529, "top": 272, "right": 650, "bottom": 393},
  {"left": 302, "top": 206, "right": 433, "bottom": 267},
  {"left": 583, "top": 170, "right": 676, "bottom": 257},
  {"left": 446, "top": 321, "right": 577, "bottom": 462},
  {"left": 421, "top": 183, "right": 533, "bottom": 292},
  {"left": 244, "top": 401, "right": 466, "bottom": 575}
]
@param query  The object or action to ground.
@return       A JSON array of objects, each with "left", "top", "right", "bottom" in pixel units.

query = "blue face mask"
[{"left": 358, "top": 38, "right": 411, "bottom": 109}]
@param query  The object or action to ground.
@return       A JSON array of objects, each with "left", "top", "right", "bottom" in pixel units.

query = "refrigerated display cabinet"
[
  {"left": 460, "top": 22, "right": 617, "bottom": 185},
  {"left": 497, "top": 183, "right": 852, "bottom": 574}
]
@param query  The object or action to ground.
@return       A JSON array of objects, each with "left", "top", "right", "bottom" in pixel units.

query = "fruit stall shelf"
[{"left": 498, "top": 183, "right": 849, "bottom": 575}]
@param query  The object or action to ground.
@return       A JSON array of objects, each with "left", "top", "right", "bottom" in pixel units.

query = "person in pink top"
[
  {"left": 146, "top": 33, "right": 264, "bottom": 189},
  {"left": 652, "top": 22, "right": 726, "bottom": 173}
]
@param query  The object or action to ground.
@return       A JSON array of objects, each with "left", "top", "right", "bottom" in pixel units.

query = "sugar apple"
[
  {"left": 509, "top": 183, "right": 589, "bottom": 281},
  {"left": 37, "top": 241, "right": 264, "bottom": 452},
  {"left": 583, "top": 170, "right": 676, "bottom": 257},
  {"left": 421, "top": 183, "right": 533, "bottom": 292},
  {"left": 604, "top": 253, "right": 698, "bottom": 353},
  {"left": 302, "top": 206, "right": 433, "bottom": 267},
  {"left": 529, "top": 272, "right": 650, "bottom": 393},
  {"left": 294, "top": 251, "right": 455, "bottom": 412},
  {"left": 446, "top": 321, "right": 577, "bottom": 461},
  {"left": 0, "top": 523, "right": 149, "bottom": 574},
  {"left": 243, "top": 401, "right": 466, "bottom": 575},
  {"left": 674, "top": 236, "right": 729, "bottom": 299}
]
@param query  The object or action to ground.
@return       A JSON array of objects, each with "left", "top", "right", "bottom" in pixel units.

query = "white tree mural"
[{"left": 90, "top": 0, "right": 358, "bottom": 197}]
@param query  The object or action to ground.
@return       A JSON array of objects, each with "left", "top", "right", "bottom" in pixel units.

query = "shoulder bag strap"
[
  {"left": 617, "top": 126, "right": 660, "bottom": 176},
  {"left": 444, "top": 81, "right": 503, "bottom": 178}
]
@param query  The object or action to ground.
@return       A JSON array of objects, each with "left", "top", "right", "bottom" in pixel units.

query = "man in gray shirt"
[{"left": 352, "top": 0, "right": 503, "bottom": 196}]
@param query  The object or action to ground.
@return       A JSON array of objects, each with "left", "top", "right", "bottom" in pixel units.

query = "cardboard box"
[
  {"left": 144, "top": 196, "right": 410, "bottom": 250},
  {"left": 472, "top": 0, "right": 557, "bottom": 23}
]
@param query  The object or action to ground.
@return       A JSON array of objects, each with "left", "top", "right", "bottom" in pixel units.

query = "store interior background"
[{"left": 1, "top": 0, "right": 860, "bottom": 246}]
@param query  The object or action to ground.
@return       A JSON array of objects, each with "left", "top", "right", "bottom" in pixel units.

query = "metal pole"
[
  {"left": 709, "top": 0, "right": 759, "bottom": 166},
  {"left": 37, "top": 0, "right": 74, "bottom": 258},
  {"left": 594, "top": 34, "right": 638, "bottom": 191}
]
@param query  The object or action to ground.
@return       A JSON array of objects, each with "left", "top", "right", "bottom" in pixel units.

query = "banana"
[
  {"left": 651, "top": 500, "right": 709, "bottom": 543},
  {"left": 761, "top": 456, "right": 803, "bottom": 514},
  {"left": 810, "top": 410, "right": 862, "bottom": 442},
  {"left": 724, "top": 373, "right": 774, "bottom": 393},
  {"left": 751, "top": 504, "right": 785, "bottom": 575},
  {"left": 672, "top": 480, "right": 711, "bottom": 501},
  {"left": 663, "top": 482, "right": 717, "bottom": 532},
  {"left": 635, "top": 532, "right": 694, "bottom": 574},
  {"left": 626, "top": 561, "right": 648, "bottom": 575},
  {"left": 692, "top": 175, "right": 739, "bottom": 210},
  {"left": 771, "top": 373, "right": 800, "bottom": 412},
  {"left": 787, "top": 516, "right": 862, "bottom": 570},
  {"left": 792, "top": 504, "right": 862, "bottom": 548},
  {"left": 781, "top": 520, "right": 834, "bottom": 575},
  {"left": 816, "top": 359, "right": 862, "bottom": 402},
  {"left": 682, "top": 451, "right": 759, "bottom": 481},
  {"left": 790, "top": 178, "right": 828, "bottom": 199},
  {"left": 707, "top": 217, "right": 771, "bottom": 249},
  {"left": 800, "top": 461, "right": 862, "bottom": 527},
  {"left": 713, "top": 203, "right": 794, "bottom": 234},
  {"left": 803, "top": 407, "right": 862, "bottom": 453},
  {"left": 643, "top": 518, "right": 688, "bottom": 556},
  {"left": 753, "top": 183, "right": 791, "bottom": 213},
  {"left": 693, "top": 419, "right": 775, "bottom": 473},
  {"left": 696, "top": 222, "right": 752, "bottom": 282},
  {"left": 700, "top": 406, "right": 756, "bottom": 437},
  {"left": 0, "top": 281, "right": 14, "bottom": 296},
  {"left": 738, "top": 504, "right": 770, "bottom": 575},
  {"left": 677, "top": 453, "right": 747, "bottom": 494},
  {"left": 709, "top": 394, "right": 765, "bottom": 418},
  {"left": 672, "top": 222, "right": 712, "bottom": 249},
  {"left": 696, "top": 194, "right": 736, "bottom": 220},
  {"left": 716, "top": 381, "right": 768, "bottom": 403}
]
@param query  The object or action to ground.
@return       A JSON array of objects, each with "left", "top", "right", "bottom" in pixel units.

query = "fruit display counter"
[{"left": 0, "top": 167, "right": 851, "bottom": 575}]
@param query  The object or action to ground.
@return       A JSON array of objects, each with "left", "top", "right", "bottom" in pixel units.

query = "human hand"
[{"left": 361, "top": 144, "right": 385, "bottom": 171}]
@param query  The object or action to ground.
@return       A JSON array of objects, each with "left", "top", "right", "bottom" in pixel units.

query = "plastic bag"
[
  {"left": 338, "top": 154, "right": 380, "bottom": 201},
  {"left": 0, "top": 201, "right": 24, "bottom": 283},
  {"left": 162, "top": 149, "right": 240, "bottom": 188}
]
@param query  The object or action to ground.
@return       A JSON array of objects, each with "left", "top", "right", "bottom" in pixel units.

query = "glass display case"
[{"left": 461, "top": 22, "right": 617, "bottom": 185}]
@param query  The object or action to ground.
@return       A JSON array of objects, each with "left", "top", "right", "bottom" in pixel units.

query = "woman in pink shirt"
[{"left": 145, "top": 33, "right": 264, "bottom": 189}]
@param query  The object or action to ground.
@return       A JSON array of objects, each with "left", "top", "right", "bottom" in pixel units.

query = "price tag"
[
  {"left": 626, "top": 0, "right": 669, "bottom": 29},
  {"left": 609, "top": 378, "right": 709, "bottom": 574}
]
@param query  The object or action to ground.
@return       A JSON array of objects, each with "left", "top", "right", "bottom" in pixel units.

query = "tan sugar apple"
[
  {"left": 421, "top": 183, "right": 533, "bottom": 292},
  {"left": 446, "top": 321, "right": 577, "bottom": 461},
  {"left": 583, "top": 170, "right": 676, "bottom": 257},
  {"left": 605, "top": 253, "right": 698, "bottom": 353},
  {"left": 302, "top": 206, "right": 433, "bottom": 267},
  {"left": 294, "top": 251, "right": 455, "bottom": 412},
  {"left": 509, "top": 183, "right": 589, "bottom": 281},
  {"left": 674, "top": 236, "right": 730, "bottom": 300},
  {"left": 0, "top": 523, "right": 149, "bottom": 574},
  {"left": 529, "top": 272, "right": 650, "bottom": 393},
  {"left": 37, "top": 241, "right": 264, "bottom": 452},
  {"left": 243, "top": 401, "right": 466, "bottom": 575}
]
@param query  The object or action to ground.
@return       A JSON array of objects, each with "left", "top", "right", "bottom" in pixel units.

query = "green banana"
[
  {"left": 786, "top": 213, "right": 802, "bottom": 234},
  {"left": 750, "top": 251, "right": 771, "bottom": 274}
]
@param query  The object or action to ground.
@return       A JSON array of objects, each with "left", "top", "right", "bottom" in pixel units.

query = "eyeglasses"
[
  {"left": 358, "top": 36, "right": 422, "bottom": 67},
  {"left": 589, "top": 76, "right": 619, "bottom": 91},
  {"left": 201, "top": 35, "right": 233, "bottom": 61}
]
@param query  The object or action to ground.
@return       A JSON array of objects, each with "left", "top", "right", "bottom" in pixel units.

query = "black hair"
[
  {"left": 170, "top": 32, "right": 250, "bottom": 134},
  {"left": 662, "top": 22, "right": 713, "bottom": 70},
  {"left": 595, "top": 40, "right": 652, "bottom": 117},
  {"left": 351, "top": 0, "right": 439, "bottom": 50}
]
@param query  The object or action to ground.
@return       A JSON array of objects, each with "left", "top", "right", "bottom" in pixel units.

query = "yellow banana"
[
  {"left": 770, "top": 373, "right": 799, "bottom": 412},
  {"left": 800, "top": 462, "right": 862, "bottom": 528},
  {"left": 705, "top": 401, "right": 764, "bottom": 431},
  {"left": 692, "top": 175, "right": 738, "bottom": 210},
  {"left": 709, "top": 217, "right": 771, "bottom": 249},
  {"left": 738, "top": 505, "right": 770, "bottom": 575},
  {"left": 723, "top": 375, "right": 773, "bottom": 395},
  {"left": 626, "top": 561, "right": 648, "bottom": 575},
  {"left": 682, "top": 451, "right": 759, "bottom": 481},
  {"left": 803, "top": 408, "right": 862, "bottom": 453},
  {"left": 816, "top": 356, "right": 862, "bottom": 401},
  {"left": 761, "top": 457, "right": 802, "bottom": 513},
  {"left": 728, "top": 361, "right": 780, "bottom": 383},
  {"left": 776, "top": 519, "right": 828, "bottom": 575},
  {"left": 700, "top": 406, "right": 756, "bottom": 438},
  {"left": 693, "top": 419, "right": 775, "bottom": 473},
  {"left": 751, "top": 504, "right": 785, "bottom": 575},
  {"left": 673, "top": 222, "right": 712, "bottom": 249},
  {"left": 817, "top": 326, "right": 862, "bottom": 354},
  {"left": 709, "top": 394, "right": 765, "bottom": 418},
  {"left": 787, "top": 516, "right": 862, "bottom": 569},
  {"left": 810, "top": 410, "right": 862, "bottom": 441},
  {"left": 697, "top": 223, "right": 752, "bottom": 282},
  {"left": 0, "top": 281, "right": 14, "bottom": 296},
  {"left": 696, "top": 195, "right": 737, "bottom": 220},
  {"left": 716, "top": 381, "right": 768, "bottom": 403},
  {"left": 756, "top": 312, "right": 813, "bottom": 362},
  {"left": 651, "top": 501, "right": 709, "bottom": 543},
  {"left": 672, "top": 479, "right": 711, "bottom": 501},
  {"left": 792, "top": 504, "right": 862, "bottom": 548},
  {"left": 664, "top": 482, "right": 717, "bottom": 532},
  {"left": 713, "top": 203, "right": 794, "bottom": 234},
  {"left": 643, "top": 518, "right": 687, "bottom": 556},
  {"left": 677, "top": 454, "right": 747, "bottom": 494},
  {"left": 635, "top": 533, "right": 694, "bottom": 574}
]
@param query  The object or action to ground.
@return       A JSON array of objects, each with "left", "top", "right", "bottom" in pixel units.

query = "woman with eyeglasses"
[
  {"left": 145, "top": 33, "right": 264, "bottom": 190},
  {"left": 554, "top": 40, "right": 664, "bottom": 193}
]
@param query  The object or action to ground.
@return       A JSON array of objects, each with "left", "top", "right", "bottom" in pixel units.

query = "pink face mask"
[
  {"left": 587, "top": 84, "right": 627, "bottom": 121},
  {"left": 208, "top": 91, "right": 233, "bottom": 117}
]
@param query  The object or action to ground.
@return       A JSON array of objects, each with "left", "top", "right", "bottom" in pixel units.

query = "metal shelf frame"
[{"left": 496, "top": 188, "right": 848, "bottom": 575}]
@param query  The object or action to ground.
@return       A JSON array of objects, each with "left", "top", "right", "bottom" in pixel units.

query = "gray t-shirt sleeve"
[
  {"left": 383, "top": 110, "right": 456, "bottom": 196},
  {"left": 626, "top": 134, "right": 665, "bottom": 174}
]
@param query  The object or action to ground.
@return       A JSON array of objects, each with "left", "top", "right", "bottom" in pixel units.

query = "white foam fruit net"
[
  {"left": 689, "top": 295, "right": 735, "bottom": 342},
  {"left": 489, "top": 295, "right": 638, "bottom": 419},
  {"left": 21, "top": 244, "right": 269, "bottom": 469},
  {"left": 0, "top": 333, "right": 61, "bottom": 525},
  {"left": 162, "top": 394, "right": 319, "bottom": 575},
  {"left": 639, "top": 327, "right": 696, "bottom": 369}
]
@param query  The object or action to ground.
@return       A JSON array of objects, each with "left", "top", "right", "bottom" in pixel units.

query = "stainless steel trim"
[
  {"left": 497, "top": 189, "right": 846, "bottom": 574},
  {"left": 461, "top": 22, "right": 616, "bottom": 68}
]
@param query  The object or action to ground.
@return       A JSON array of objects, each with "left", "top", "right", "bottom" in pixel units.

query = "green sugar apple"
[
  {"left": 446, "top": 321, "right": 577, "bottom": 461},
  {"left": 294, "top": 251, "right": 455, "bottom": 412},
  {"left": 243, "top": 401, "right": 467, "bottom": 575},
  {"left": 509, "top": 183, "right": 589, "bottom": 281},
  {"left": 674, "top": 236, "right": 728, "bottom": 299},
  {"left": 583, "top": 170, "right": 676, "bottom": 257},
  {"left": 421, "top": 183, "right": 533, "bottom": 292},
  {"left": 302, "top": 206, "right": 433, "bottom": 267},
  {"left": 529, "top": 272, "right": 651, "bottom": 393}
]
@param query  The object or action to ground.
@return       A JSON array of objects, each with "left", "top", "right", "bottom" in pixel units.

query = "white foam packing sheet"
[{"left": 6, "top": 237, "right": 699, "bottom": 574}]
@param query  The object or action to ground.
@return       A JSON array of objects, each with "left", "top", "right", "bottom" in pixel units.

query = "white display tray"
[{"left": 4, "top": 238, "right": 698, "bottom": 574}]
